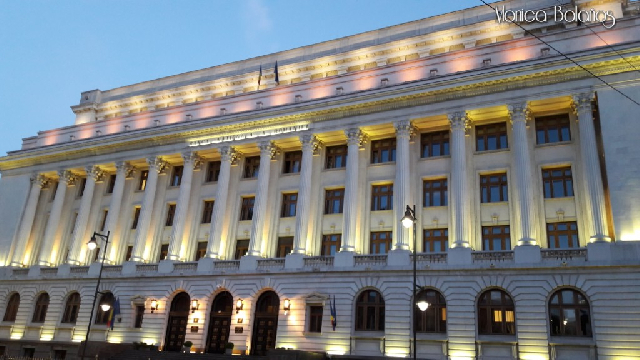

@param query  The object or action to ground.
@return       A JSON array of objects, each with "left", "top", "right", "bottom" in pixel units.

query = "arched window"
[
  {"left": 415, "top": 289, "right": 446, "bottom": 333},
  {"left": 95, "top": 292, "right": 114, "bottom": 325},
  {"left": 3, "top": 293, "right": 20, "bottom": 322},
  {"left": 32, "top": 293, "right": 50, "bottom": 323},
  {"left": 61, "top": 293, "right": 81, "bottom": 324},
  {"left": 478, "top": 289, "right": 515, "bottom": 335},
  {"left": 355, "top": 290, "right": 385, "bottom": 331},
  {"left": 549, "top": 289, "right": 592, "bottom": 337}
]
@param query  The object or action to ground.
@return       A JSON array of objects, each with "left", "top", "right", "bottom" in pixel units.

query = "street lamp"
[
  {"left": 401, "top": 205, "right": 419, "bottom": 360},
  {"left": 80, "top": 231, "right": 110, "bottom": 360}
]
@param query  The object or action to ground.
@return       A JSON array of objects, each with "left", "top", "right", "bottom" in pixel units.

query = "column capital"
[
  {"left": 258, "top": 141, "right": 280, "bottom": 160},
  {"left": 394, "top": 120, "right": 417, "bottom": 139},
  {"left": 571, "top": 92, "right": 594, "bottom": 115},
  {"left": 116, "top": 161, "right": 136, "bottom": 179},
  {"left": 507, "top": 102, "right": 531, "bottom": 124},
  {"left": 146, "top": 157, "right": 168, "bottom": 174},
  {"left": 85, "top": 165, "right": 105, "bottom": 182},
  {"left": 181, "top": 151, "right": 203, "bottom": 170},
  {"left": 35, "top": 174, "right": 50, "bottom": 189},
  {"left": 57, "top": 170, "right": 77, "bottom": 186},
  {"left": 448, "top": 112, "right": 471, "bottom": 132},
  {"left": 300, "top": 134, "right": 323, "bottom": 155},
  {"left": 345, "top": 128, "right": 368, "bottom": 149},
  {"left": 220, "top": 146, "right": 242, "bottom": 165}
]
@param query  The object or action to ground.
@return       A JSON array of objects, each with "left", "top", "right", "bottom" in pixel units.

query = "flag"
[
  {"left": 274, "top": 61, "right": 279, "bottom": 85},
  {"left": 258, "top": 64, "right": 262, "bottom": 87},
  {"left": 330, "top": 295, "right": 337, "bottom": 331},
  {"left": 107, "top": 297, "right": 121, "bottom": 330}
]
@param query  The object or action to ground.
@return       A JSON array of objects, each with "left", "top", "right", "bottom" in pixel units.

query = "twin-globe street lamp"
[
  {"left": 401, "top": 205, "right": 430, "bottom": 360},
  {"left": 80, "top": 231, "right": 111, "bottom": 360}
]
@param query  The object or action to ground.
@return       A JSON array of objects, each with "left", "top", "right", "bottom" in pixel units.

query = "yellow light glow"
[
  {"left": 10, "top": 332, "right": 23, "bottom": 340},
  {"left": 620, "top": 229, "right": 640, "bottom": 241},
  {"left": 327, "top": 347, "right": 346, "bottom": 356},
  {"left": 143, "top": 338, "right": 157, "bottom": 346},
  {"left": 519, "top": 354, "right": 548, "bottom": 360},
  {"left": 40, "top": 335, "right": 53, "bottom": 341},
  {"left": 386, "top": 348, "right": 408, "bottom": 357},
  {"left": 108, "top": 337, "right": 122, "bottom": 344}
]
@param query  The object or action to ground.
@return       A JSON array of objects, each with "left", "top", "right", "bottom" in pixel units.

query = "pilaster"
[
  {"left": 448, "top": 112, "right": 471, "bottom": 249},
  {"left": 67, "top": 166, "right": 104, "bottom": 265},
  {"left": 341, "top": 128, "right": 367, "bottom": 252},
  {"left": 105, "top": 162, "right": 135, "bottom": 262},
  {"left": 38, "top": 170, "right": 76, "bottom": 266},
  {"left": 393, "top": 120, "right": 415, "bottom": 250},
  {"left": 293, "top": 134, "right": 322, "bottom": 253},
  {"left": 247, "top": 141, "right": 279, "bottom": 257},
  {"left": 10, "top": 174, "right": 48, "bottom": 267}
]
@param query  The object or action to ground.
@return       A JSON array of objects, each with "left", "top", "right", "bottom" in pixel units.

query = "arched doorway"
[
  {"left": 251, "top": 291, "right": 280, "bottom": 356},
  {"left": 206, "top": 291, "right": 233, "bottom": 353},
  {"left": 164, "top": 292, "right": 190, "bottom": 352}
]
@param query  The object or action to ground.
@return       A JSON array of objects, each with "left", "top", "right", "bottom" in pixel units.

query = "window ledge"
[
  {"left": 352, "top": 331, "right": 385, "bottom": 339},
  {"left": 419, "top": 155, "right": 451, "bottom": 161},
  {"left": 369, "top": 161, "right": 396, "bottom": 167},
  {"left": 480, "top": 201, "right": 509, "bottom": 205},
  {"left": 474, "top": 148, "right": 510, "bottom": 155},
  {"left": 543, "top": 196, "right": 576, "bottom": 201},
  {"left": 57, "top": 323, "right": 76, "bottom": 329},
  {"left": 476, "top": 334, "right": 517, "bottom": 343},
  {"left": 323, "top": 167, "right": 346, "bottom": 172},
  {"left": 416, "top": 332, "right": 447, "bottom": 341},
  {"left": 535, "top": 140, "right": 573, "bottom": 148},
  {"left": 241, "top": 177, "right": 258, "bottom": 181},
  {"left": 281, "top": 172, "right": 301, "bottom": 177},
  {"left": 303, "top": 332, "right": 323, "bottom": 337},
  {"left": 549, "top": 336, "right": 595, "bottom": 346}
]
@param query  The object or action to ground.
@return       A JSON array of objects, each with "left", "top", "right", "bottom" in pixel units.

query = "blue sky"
[{"left": 0, "top": 0, "right": 481, "bottom": 157}]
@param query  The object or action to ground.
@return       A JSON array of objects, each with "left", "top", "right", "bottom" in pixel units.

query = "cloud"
[{"left": 242, "top": 0, "right": 273, "bottom": 39}]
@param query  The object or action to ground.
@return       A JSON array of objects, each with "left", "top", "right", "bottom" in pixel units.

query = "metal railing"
[
  {"left": 102, "top": 265, "right": 122, "bottom": 274},
  {"left": 304, "top": 256, "right": 334, "bottom": 268},
  {"left": 40, "top": 268, "right": 58, "bottom": 275},
  {"left": 257, "top": 259, "right": 285, "bottom": 270},
  {"left": 354, "top": 255, "right": 387, "bottom": 266},
  {"left": 174, "top": 262, "right": 198, "bottom": 271},
  {"left": 541, "top": 248, "right": 587, "bottom": 261},
  {"left": 12, "top": 269, "right": 28, "bottom": 276},
  {"left": 412, "top": 253, "right": 448, "bottom": 264},
  {"left": 472, "top": 250, "right": 514, "bottom": 262},
  {"left": 214, "top": 260, "right": 240, "bottom": 270},
  {"left": 70, "top": 266, "right": 90, "bottom": 274},
  {"left": 136, "top": 264, "right": 158, "bottom": 273}
]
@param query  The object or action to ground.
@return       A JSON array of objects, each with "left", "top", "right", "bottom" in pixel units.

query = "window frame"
[
  {"left": 371, "top": 184, "right": 393, "bottom": 211},
  {"left": 324, "top": 188, "right": 345, "bottom": 214},
  {"left": 106, "top": 174, "right": 117, "bottom": 194},
  {"left": 243, "top": 156, "right": 260, "bottom": 179},
  {"left": 165, "top": 203, "right": 176, "bottom": 226},
  {"left": 477, "top": 289, "right": 516, "bottom": 335},
  {"left": 547, "top": 222, "right": 579, "bottom": 249},
  {"left": 205, "top": 161, "right": 221, "bottom": 183},
  {"left": 283, "top": 150, "right": 302, "bottom": 174},
  {"left": 371, "top": 138, "right": 397, "bottom": 164},
  {"left": 320, "top": 234, "right": 341, "bottom": 256},
  {"left": 535, "top": 114, "right": 571, "bottom": 145},
  {"left": 482, "top": 225, "right": 511, "bottom": 251},
  {"left": 421, "top": 130, "right": 450, "bottom": 158},
  {"left": 32, "top": 293, "right": 50, "bottom": 323},
  {"left": 138, "top": 170, "right": 149, "bottom": 191},
  {"left": 281, "top": 193, "right": 298, "bottom": 218},
  {"left": 308, "top": 305, "right": 324, "bottom": 333},
  {"left": 134, "top": 305, "right": 145, "bottom": 329},
  {"left": 325, "top": 145, "right": 348, "bottom": 169},
  {"left": 423, "top": 178, "right": 448, "bottom": 207},
  {"left": 194, "top": 241, "right": 207, "bottom": 261},
  {"left": 476, "top": 123, "right": 508, "bottom": 152},
  {"left": 480, "top": 173, "right": 509, "bottom": 203},
  {"left": 239, "top": 197, "right": 255, "bottom": 221},
  {"left": 549, "top": 289, "right": 592, "bottom": 337},
  {"left": 414, "top": 289, "right": 447, "bottom": 333},
  {"left": 355, "top": 290, "right": 385, "bottom": 332},
  {"left": 276, "top": 236, "right": 294, "bottom": 258},
  {"left": 423, "top": 229, "right": 448, "bottom": 253},
  {"left": 201, "top": 200, "right": 214, "bottom": 224},
  {"left": 3, "top": 293, "right": 20, "bottom": 322},
  {"left": 159, "top": 244, "right": 169, "bottom": 261},
  {"left": 234, "top": 240, "right": 249, "bottom": 260},
  {"left": 95, "top": 293, "right": 114, "bottom": 325},
  {"left": 131, "top": 207, "right": 141, "bottom": 230},
  {"left": 370, "top": 231, "right": 392, "bottom": 255},
  {"left": 77, "top": 177, "right": 87, "bottom": 198},
  {"left": 170, "top": 165, "right": 184, "bottom": 187},
  {"left": 542, "top": 167, "right": 574, "bottom": 198},
  {"left": 61, "top": 292, "right": 81, "bottom": 324}
]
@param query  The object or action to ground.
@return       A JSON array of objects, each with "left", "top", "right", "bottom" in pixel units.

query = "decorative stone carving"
[
  {"left": 571, "top": 92, "right": 594, "bottom": 116},
  {"left": 146, "top": 157, "right": 168, "bottom": 174},
  {"left": 448, "top": 112, "right": 471, "bottom": 133},
  {"left": 300, "top": 134, "right": 322, "bottom": 155},
  {"left": 220, "top": 146, "right": 242, "bottom": 165},
  {"left": 116, "top": 161, "right": 136, "bottom": 179},
  {"left": 85, "top": 165, "right": 105, "bottom": 183},
  {"left": 259, "top": 141, "right": 280, "bottom": 160},
  {"left": 57, "top": 170, "right": 77, "bottom": 186},
  {"left": 345, "top": 128, "right": 368, "bottom": 149},
  {"left": 394, "top": 120, "right": 417, "bottom": 140},
  {"left": 36, "top": 174, "right": 50, "bottom": 189},
  {"left": 507, "top": 102, "right": 531, "bottom": 124},
  {"left": 182, "top": 151, "right": 203, "bottom": 170}
]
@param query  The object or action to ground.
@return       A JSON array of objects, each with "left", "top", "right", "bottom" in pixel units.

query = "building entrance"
[
  {"left": 206, "top": 291, "right": 233, "bottom": 353},
  {"left": 250, "top": 291, "right": 279, "bottom": 356},
  {"left": 164, "top": 292, "right": 190, "bottom": 352}
]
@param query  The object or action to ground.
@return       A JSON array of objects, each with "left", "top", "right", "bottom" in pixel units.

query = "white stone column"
[
  {"left": 167, "top": 152, "right": 202, "bottom": 260},
  {"left": 573, "top": 93, "right": 610, "bottom": 242},
  {"left": 394, "top": 120, "right": 414, "bottom": 250},
  {"left": 130, "top": 157, "right": 168, "bottom": 262},
  {"left": 341, "top": 128, "right": 368, "bottom": 252},
  {"left": 247, "top": 141, "right": 278, "bottom": 257},
  {"left": 448, "top": 112, "right": 470, "bottom": 248},
  {"left": 105, "top": 162, "right": 135, "bottom": 262},
  {"left": 206, "top": 146, "right": 241, "bottom": 258},
  {"left": 10, "top": 175, "right": 49, "bottom": 267},
  {"left": 293, "top": 135, "right": 322, "bottom": 254},
  {"left": 39, "top": 170, "right": 77, "bottom": 266},
  {"left": 67, "top": 166, "right": 105, "bottom": 265},
  {"left": 509, "top": 103, "right": 537, "bottom": 246}
]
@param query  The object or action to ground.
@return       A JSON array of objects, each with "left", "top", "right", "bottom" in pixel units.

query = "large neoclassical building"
[{"left": 1, "top": 0, "right": 640, "bottom": 359}]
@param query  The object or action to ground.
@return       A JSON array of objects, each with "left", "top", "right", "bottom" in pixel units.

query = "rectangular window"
[
  {"left": 138, "top": 170, "right": 149, "bottom": 191},
  {"left": 283, "top": 151, "right": 302, "bottom": 174},
  {"left": 243, "top": 156, "right": 260, "bottom": 179},
  {"left": 423, "top": 229, "right": 448, "bottom": 253},
  {"left": 480, "top": 173, "right": 508, "bottom": 203},
  {"left": 134, "top": 305, "right": 145, "bottom": 328},
  {"left": 321, "top": 234, "right": 341, "bottom": 256},
  {"left": 277, "top": 236, "right": 294, "bottom": 258},
  {"left": 476, "top": 123, "right": 508, "bottom": 151},
  {"left": 201, "top": 200, "right": 214, "bottom": 224},
  {"left": 195, "top": 241, "right": 207, "bottom": 260},
  {"left": 235, "top": 240, "right": 249, "bottom": 260},
  {"left": 125, "top": 246, "right": 133, "bottom": 262},
  {"left": 547, "top": 222, "right": 579, "bottom": 249},
  {"left": 370, "top": 231, "right": 392, "bottom": 254},
  {"left": 77, "top": 178, "right": 87, "bottom": 197},
  {"left": 423, "top": 179, "right": 448, "bottom": 207},
  {"left": 159, "top": 244, "right": 169, "bottom": 261},
  {"left": 131, "top": 207, "right": 141, "bottom": 229},
  {"left": 324, "top": 189, "right": 345, "bottom": 214},
  {"left": 240, "top": 197, "right": 255, "bottom": 221},
  {"left": 326, "top": 145, "right": 348, "bottom": 169},
  {"left": 281, "top": 193, "right": 298, "bottom": 217},
  {"left": 371, "top": 184, "right": 393, "bottom": 211},
  {"left": 165, "top": 204, "right": 176, "bottom": 226},
  {"left": 371, "top": 138, "right": 396, "bottom": 164},
  {"left": 206, "top": 161, "right": 221, "bottom": 182},
  {"left": 421, "top": 131, "right": 450, "bottom": 158},
  {"left": 536, "top": 114, "right": 571, "bottom": 144},
  {"left": 100, "top": 210, "right": 108, "bottom": 232},
  {"left": 106, "top": 174, "right": 116, "bottom": 194},
  {"left": 170, "top": 166, "right": 184, "bottom": 187},
  {"left": 482, "top": 226, "right": 511, "bottom": 251},
  {"left": 308, "top": 305, "right": 323, "bottom": 333},
  {"left": 542, "top": 167, "right": 574, "bottom": 198}
]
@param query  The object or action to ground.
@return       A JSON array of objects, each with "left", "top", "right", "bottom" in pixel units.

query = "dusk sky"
[{"left": 0, "top": 0, "right": 481, "bottom": 158}]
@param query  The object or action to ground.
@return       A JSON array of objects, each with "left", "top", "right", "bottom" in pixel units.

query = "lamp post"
[
  {"left": 401, "top": 205, "right": 418, "bottom": 360},
  {"left": 80, "top": 231, "right": 110, "bottom": 360}
]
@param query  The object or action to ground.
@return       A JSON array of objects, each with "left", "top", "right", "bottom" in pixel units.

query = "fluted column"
[
  {"left": 67, "top": 166, "right": 105, "bottom": 265},
  {"left": 573, "top": 93, "right": 610, "bottom": 242},
  {"left": 448, "top": 112, "right": 470, "bottom": 248},
  {"left": 39, "top": 170, "right": 77, "bottom": 266},
  {"left": 509, "top": 103, "right": 538, "bottom": 246},
  {"left": 247, "top": 141, "right": 278, "bottom": 257},
  {"left": 206, "top": 146, "right": 241, "bottom": 258},
  {"left": 130, "top": 157, "right": 168, "bottom": 262},
  {"left": 341, "top": 129, "right": 368, "bottom": 252},
  {"left": 394, "top": 120, "right": 414, "bottom": 250},
  {"left": 167, "top": 152, "right": 202, "bottom": 260},
  {"left": 293, "top": 135, "right": 322, "bottom": 254},
  {"left": 105, "top": 162, "right": 135, "bottom": 262},
  {"left": 10, "top": 175, "right": 49, "bottom": 267}
]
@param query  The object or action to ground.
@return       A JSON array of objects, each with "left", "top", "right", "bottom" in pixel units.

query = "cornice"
[{"left": 2, "top": 53, "right": 640, "bottom": 172}]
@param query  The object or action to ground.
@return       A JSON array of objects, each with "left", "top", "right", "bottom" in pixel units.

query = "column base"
[
  {"left": 514, "top": 245, "right": 541, "bottom": 264},
  {"left": 334, "top": 251, "right": 355, "bottom": 267},
  {"left": 129, "top": 256, "right": 144, "bottom": 263},
  {"left": 387, "top": 249, "right": 411, "bottom": 266},
  {"left": 239, "top": 255, "right": 260, "bottom": 271},
  {"left": 447, "top": 247, "right": 472, "bottom": 265},
  {"left": 158, "top": 259, "right": 175, "bottom": 273},
  {"left": 587, "top": 241, "right": 612, "bottom": 262},
  {"left": 285, "top": 253, "right": 305, "bottom": 269},
  {"left": 166, "top": 254, "right": 180, "bottom": 261},
  {"left": 9, "top": 261, "right": 25, "bottom": 268},
  {"left": 517, "top": 238, "right": 537, "bottom": 247},
  {"left": 197, "top": 257, "right": 215, "bottom": 273},
  {"left": 589, "top": 235, "right": 612, "bottom": 243},
  {"left": 37, "top": 260, "right": 51, "bottom": 267}
]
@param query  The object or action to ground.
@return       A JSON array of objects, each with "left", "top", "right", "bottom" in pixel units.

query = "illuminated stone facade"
[{"left": 1, "top": 0, "right": 640, "bottom": 359}]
